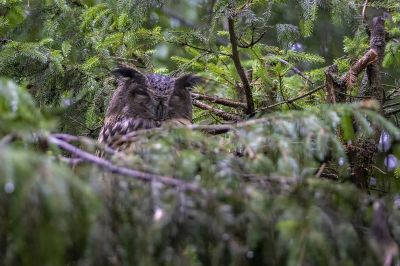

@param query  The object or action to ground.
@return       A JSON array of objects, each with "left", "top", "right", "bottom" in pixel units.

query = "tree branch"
[
  {"left": 325, "top": 48, "right": 378, "bottom": 103},
  {"left": 342, "top": 49, "right": 378, "bottom": 88},
  {"left": 192, "top": 92, "right": 247, "bottom": 109},
  {"left": 276, "top": 58, "right": 314, "bottom": 84},
  {"left": 48, "top": 135, "right": 203, "bottom": 192},
  {"left": 193, "top": 99, "right": 242, "bottom": 121},
  {"left": 228, "top": 18, "right": 254, "bottom": 114},
  {"left": 359, "top": 16, "right": 387, "bottom": 102}
]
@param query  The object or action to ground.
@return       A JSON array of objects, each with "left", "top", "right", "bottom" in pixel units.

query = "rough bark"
[
  {"left": 349, "top": 16, "right": 387, "bottom": 190},
  {"left": 228, "top": 18, "right": 255, "bottom": 114}
]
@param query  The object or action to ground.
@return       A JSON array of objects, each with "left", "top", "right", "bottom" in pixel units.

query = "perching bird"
[{"left": 98, "top": 65, "right": 201, "bottom": 151}]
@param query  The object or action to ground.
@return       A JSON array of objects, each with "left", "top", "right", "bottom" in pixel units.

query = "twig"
[
  {"left": 0, "top": 134, "right": 17, "bottom": 145},
  {"left": 52, "top": 133, "right": 116, "bottom": 155},
  {"left": 191, "top": 92, "right": 247, "bottom": 109},
  {"left": 276, "top": 58, "right": 314, "bottom": 84},
  {"left": 193, "top": 99, "right": 242, "bottom": 121},
  {"left": 237, "top": 29, "right": 267, "bottom": 48},
  {"left": 257, "top": 84, "right": 325, "bottom": 113},
  {"left": 384, "top": 108, "right": 400, "bottom": 116},
  {"left": 47, "top": 136, "right": 203, "bottom": 192},
  {"left": 315, "top": 163, "right": 326, "bottom": 178},
  {"left": 362, "top": 0, "right": 368, "bottom": 20},
  {"left": 228, "top": 18, "right": 254, "bottom": 114},
  {"left": 175, "top": 41, "right": 231, "bottom": 56}
]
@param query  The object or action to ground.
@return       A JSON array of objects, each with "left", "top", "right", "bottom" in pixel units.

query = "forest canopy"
[{"left": 1, "top": 0, "right": 400, "bottom": 265}]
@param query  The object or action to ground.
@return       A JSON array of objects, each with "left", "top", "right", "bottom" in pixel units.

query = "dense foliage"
[{"left": 1, "top": 0, "right": 400, "bottom": 265}]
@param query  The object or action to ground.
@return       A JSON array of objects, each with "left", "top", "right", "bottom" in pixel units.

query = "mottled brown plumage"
[{"left": 98, "top": 65, "right": 200, "bottom": 150}]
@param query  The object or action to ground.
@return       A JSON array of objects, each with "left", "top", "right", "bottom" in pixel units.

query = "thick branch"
[
  {"left": 325, "top": 65, "right": 340, "bottom": 103},
  {"left": 325, "top": 48, "right": 378, "bottom": 103},
  {"left": 193, "top": 99, "right": 242, "bottom": 121},
  {"left": 342, "top": 49, "right": 378, "bottom": 88},
  {"left": 228, "top": 18, "right": 254, "bottom": 114},
  {"left": 192, "top": 92, "right": 247, "bottom": 109},
  {"left": 359, "top": 16, "right": 387, "bottom": 102},
  {"left": 48, "top": 136, "right": 202, "bottom": 192}
]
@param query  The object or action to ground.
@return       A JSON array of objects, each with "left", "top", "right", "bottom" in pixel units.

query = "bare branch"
[
  {"left": 325, "top": 48, "right": 378, "bottom": 103},
  {"left": 228, "top": 18, "right": 254, "bottom": 114},
  {"left": 276, "top": 58, "right": 314, "bottom": 84},
  {"left": 258, "top": 84, "right": 325, "bottom": 112},
  {"left": 362, "top": 0, "right": 368, "bottom": 20},
  {"left": 193, "top": 99, "right": 242, "bottom": 121},
  {"left": 52, "top": 133, "right": 117, "bottom": 155},
  {"left": 342, "top": 49, "right": 378, "bottom": 88},
  {"left": 192, "top": 92, "right": 247, "bottom": 109},
  {"left": 48, "top": 135, "right": 203, "bottom": 192},
  {"left": 175, "top": 41, "right": 231, "bottom": 56}
]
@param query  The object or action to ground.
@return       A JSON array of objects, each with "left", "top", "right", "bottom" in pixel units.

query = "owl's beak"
[{"left": 155, "top": 100, "right": 165, "bottom": 122}]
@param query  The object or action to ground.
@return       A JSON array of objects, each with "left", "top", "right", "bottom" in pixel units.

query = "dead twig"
[
  {"left": 191, "top": 92, "right": 247, "bottom": 109},
  {"left": 258, "top": 84, "right": 325, "bottom": 113},
  {"left": 193, "top": 99, "right": 242, "bottom": 121}
]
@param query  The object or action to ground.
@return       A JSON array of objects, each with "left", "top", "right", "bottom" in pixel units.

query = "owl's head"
[{"left": 106, "top": 65, "right": 201, "bottom": 124}]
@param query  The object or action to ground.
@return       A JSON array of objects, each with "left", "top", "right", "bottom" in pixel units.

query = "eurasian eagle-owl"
[{"left": 98, "top": 65, "right": 200, "bottom": 150}]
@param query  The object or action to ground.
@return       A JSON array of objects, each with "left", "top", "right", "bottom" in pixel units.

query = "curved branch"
[{"left": 48, "top": 135, "right": 203, "bottom": 192}]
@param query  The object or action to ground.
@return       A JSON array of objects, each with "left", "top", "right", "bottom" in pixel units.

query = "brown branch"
[
  {"left": 237, "top": 30, "right": 267, "bottom": 48},
  {"left": 228, "top": 18, "right": 254, "bottom": 114},
  {"left": 48, "top": 135, "right": 203, "bottom": 192},
  {"left": 341, "top": 49, "right": 378, "bottom": 88},
  {"left": 191, "top": 92, "right": 247, "bottom": 109},
  {"left": 325, "top": 65, "right": 340, "bottom": 103},
  {"left": 175, "top": 41, "right": 231, "bottom": 56},
  {"left": 193, "top": 99, "right": 242, "bottom": 121},
  {"left": 325, "top": 48, "right": 378, "bottom": 103},
  {"left": 52, "top": 133, "right": 117, "bottom": 155},
  {"left": 359, "top": 16, "right": 387, "bottom": 102}
]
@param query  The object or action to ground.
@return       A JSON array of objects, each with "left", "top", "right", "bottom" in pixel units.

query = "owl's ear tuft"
[
  {"left": 112, "top": 65, "right": 146, "bottom": 83},
  {"left": 175, "top": 74, "right": 203, "bottom": 90}
]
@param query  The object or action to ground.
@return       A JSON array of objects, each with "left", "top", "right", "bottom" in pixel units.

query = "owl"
[{"left": 98, "top": 65, "right": 201, "bottom": 150}]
